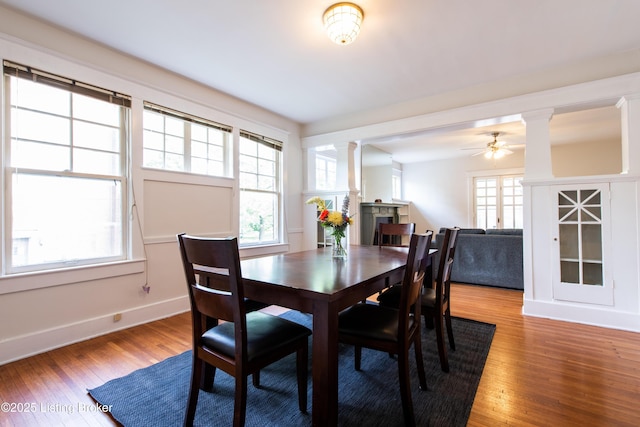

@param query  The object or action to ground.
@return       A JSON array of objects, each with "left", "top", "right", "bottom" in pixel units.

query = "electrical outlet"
[{"left": 113, "top": 313, "right": 122, "bottom": 322}]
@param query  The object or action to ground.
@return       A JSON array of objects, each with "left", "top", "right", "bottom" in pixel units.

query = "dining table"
[{"left": 200, "top": 244, "right": 434, "bottom": 426}]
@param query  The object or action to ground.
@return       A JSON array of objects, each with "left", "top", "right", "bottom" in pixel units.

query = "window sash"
[{"left": 143, "top": 103, "right": 232, "bottom": 176}]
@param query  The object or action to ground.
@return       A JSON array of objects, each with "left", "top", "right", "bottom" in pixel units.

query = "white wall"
[{"left": 0, "top": 7, "right": 303, "bottom": 364}]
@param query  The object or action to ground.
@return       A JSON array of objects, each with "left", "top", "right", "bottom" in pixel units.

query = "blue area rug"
[{"left": 89, "top": 311, "right": 495, "bottom": 426}]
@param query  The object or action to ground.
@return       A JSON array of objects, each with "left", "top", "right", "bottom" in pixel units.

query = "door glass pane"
[
  {"left": 559, "top": 224, "right": 579, "bottom": 259},
  {"left": 583, "top": 263, "right": 603, "bottom": 285},
  {"left": 561, "top": 261, "right": 580, "bottom": 283}
]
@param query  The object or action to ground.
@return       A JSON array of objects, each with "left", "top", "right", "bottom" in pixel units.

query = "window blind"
[
  {"left": 240, "top": 130, "right": 283, "bottom": 152},
  {"left": 3, "top": 60, "right": 131, "bottom": 108},
  {"left": 144, "top": 101, "right": 232, "bottom": 133}
]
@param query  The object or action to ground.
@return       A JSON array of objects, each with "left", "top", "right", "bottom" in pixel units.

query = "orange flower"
[{"left": 319, "top": 209, "right": 329, "bottom": 220}]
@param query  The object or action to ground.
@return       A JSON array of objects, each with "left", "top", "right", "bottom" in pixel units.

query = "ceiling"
[{"left": 1, "top": 0, "right": 639, "bottom": 162}]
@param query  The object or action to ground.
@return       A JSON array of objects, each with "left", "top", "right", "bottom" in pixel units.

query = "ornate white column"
[
  {"left": 616, "top": 93, "right": 640, "bottom": 174},
  {"left": 521, "top": 108, "right": 554, "bottom": 180}
]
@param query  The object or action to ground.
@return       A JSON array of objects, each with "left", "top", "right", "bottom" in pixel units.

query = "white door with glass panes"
[
  {"left": 552, "top": 184, "right": 613, "bottom": 305},
  {"left": 474, "top": 175, "right": 523, "bottom": 229}
]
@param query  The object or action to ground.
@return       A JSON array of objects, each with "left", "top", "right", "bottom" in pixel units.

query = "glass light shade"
[{"left": 323, "top": 3, "right": 364, "bottom": 45}]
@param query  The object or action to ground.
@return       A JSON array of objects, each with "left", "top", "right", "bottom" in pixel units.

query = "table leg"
[{"left": 311, "top": 302, "right": 339, "bottom": 426}]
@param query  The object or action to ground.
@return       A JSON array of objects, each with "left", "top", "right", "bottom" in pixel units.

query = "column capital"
[{"left": 521, "top": 108, "right": 554, "bottom": 123}]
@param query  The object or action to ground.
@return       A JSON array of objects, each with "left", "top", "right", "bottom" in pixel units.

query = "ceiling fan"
[{"left": 468, "top": 132, "right": 515, "bottom": 159}]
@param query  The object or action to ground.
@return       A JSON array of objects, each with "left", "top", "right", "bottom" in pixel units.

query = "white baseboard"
[
  {"left": 523, "top": 298, "right": 640, "bottom": 333},
  {"left": 0, "top": 296, "right": 190, "bottom": 365}
]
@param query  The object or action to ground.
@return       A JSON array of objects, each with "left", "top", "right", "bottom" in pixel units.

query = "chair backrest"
[
  {"left": 378, "top": 222, "right": 416, "bottom": 247},
  {"left": 434, "top": 227, "right": 460, "bottom": 304},
  {"left": 177, "top": 234, "right": 248, "bottom": 353},
  {"left": 397, "top": 232, "right": 433, "bottom": 338}
]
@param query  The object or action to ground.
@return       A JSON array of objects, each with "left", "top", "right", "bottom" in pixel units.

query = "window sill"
[
  {"left": 0, "top": 259, "right": 146, "bottom": 295},
  {"left": 240, "top": 243, "right": 290, "bottom": 259}
]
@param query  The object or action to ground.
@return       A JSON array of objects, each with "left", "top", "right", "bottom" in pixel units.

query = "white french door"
[{"left": 474, "top": 175, "right": 523, "bottom": 229}]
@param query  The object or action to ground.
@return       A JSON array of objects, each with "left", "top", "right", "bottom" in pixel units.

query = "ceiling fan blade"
[
  {"left": 501, "top": 148, "right": 514, "bottom": 155},
  {"left": 471, "top": 150, "right": 487, "bottom": 157}
]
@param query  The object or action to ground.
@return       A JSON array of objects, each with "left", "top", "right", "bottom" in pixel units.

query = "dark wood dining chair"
[
  {"left": 377, "top": 222, "right": 415, "bottom": 247},
  {"left": 378, "top": 227, "right": 460, "bottom": 372},
  {"left": 338, "top": 232, "right": 432, "bottom": 427},
  {"left": 177, "top": 234, "right": 311, "bottom": 427}
]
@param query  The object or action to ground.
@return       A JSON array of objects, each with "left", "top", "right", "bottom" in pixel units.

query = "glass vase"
[{"left": 332, "top": 235, "right": 347, "bottom": 258}]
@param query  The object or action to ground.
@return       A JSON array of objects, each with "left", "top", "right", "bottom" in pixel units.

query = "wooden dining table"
[
  {"left": 243, "top": 244, "right": 436, "bottom": 426},
  {"left": 198, "top": 244, "right": 434, "bottom": 426}
]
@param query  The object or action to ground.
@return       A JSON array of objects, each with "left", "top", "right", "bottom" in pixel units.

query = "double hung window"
[
  {"left": 238, "top": 131, "right": 282, "bottom": 245},
  {"left": 3, "top": 61, "right": 130, "bottom": 274},
  {"left": 143, "top": 102, "right": 232, "bottom": 177}
]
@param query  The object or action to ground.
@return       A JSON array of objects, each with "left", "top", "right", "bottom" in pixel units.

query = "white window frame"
[
  {"left": 142, "top": 102, "right": 232, "bottom": 177},
  {"left": 2, "top": 61, "right": 130, "bottom": 275},
  {"left": 238, "top": 130, "right": 283, "bottom": 247}
]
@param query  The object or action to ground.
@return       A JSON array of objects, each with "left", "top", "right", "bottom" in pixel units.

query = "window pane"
[
  {"left": 239, "top": 191, "right": 277, "bottom": 243},
  {"left": 165, "top": 153, "right": 184, "bottom": 171},
  {"left": 143, "top": 110, "right": 164, "bottom": 132},
  {"left": 12, "top": 109, "right": 70, "bottom": 145},
  {"left": 11, "top": 140, "right": 70, "bottom": 171},
  {"left": 73, "top": 93, "right": 120, "bottom": 126},
  {"left": 11, "top": 173, "right": 123, "bottom": 267},
  {"left": 164, "top": 116, "right": 184, "bottom": 137},
  {"left": 73, "top": 121, "right": 121, "bottom": 152},
  {"left": 165, "top": 135, "right": 184, "bottom": 155},
  {"left": 143, "top": 130, "right": 164, "bottom": 150},
  {"left": 74, "top": 148, "right": 120, "bottom": 175},
  {"left": 10, "top": 76, "right": 69, "bottom": 115},
  {"left": 143, "top": 149, "right": 164, "bottom": 169}
]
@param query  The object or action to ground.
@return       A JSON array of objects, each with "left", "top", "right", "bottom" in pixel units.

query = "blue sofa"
[{"left": 433, "top": 228, "right": 524, "bottom": 290}]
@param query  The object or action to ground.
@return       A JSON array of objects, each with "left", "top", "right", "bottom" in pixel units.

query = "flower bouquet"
[{"left": 307, "top": 195, "right": 353, "bottom": 258}]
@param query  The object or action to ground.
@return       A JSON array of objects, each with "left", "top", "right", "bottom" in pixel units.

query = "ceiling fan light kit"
[
  {"left": 475, "top": 132, "right": 513, "bottom": 160},
  {"left": 323, "top": 2, "right": 364, "bottom": 45}
]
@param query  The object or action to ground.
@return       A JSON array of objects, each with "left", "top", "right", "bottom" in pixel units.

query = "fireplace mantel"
[{"left": 360, "top": 202, "right": 408, "bottom": 245}]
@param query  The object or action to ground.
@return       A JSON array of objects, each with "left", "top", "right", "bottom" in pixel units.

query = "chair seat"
[
  {"left": 338, "top": 303, "right": 414, "bottom": 343},
  {"left": 202, "top": 311, "right": 311, "bottom": 361}
]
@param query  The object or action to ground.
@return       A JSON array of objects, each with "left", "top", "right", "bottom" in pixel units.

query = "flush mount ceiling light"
[{"left": 323, "top": 3, "right": 364, "bottom": 45}]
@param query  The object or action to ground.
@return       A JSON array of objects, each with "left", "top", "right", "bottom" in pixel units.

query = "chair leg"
[
  {"left": 201, "top": 362, "right": 215, "bottom": 391},
  {"left": 397, "top": 348, "right": 416, "bottom": 427},
  {"left": 232, "top": 376, "right": 248, "bottom": 427},
  {"left": 354, "top": 346, "right": 362, "bottom": 371},
  {"left": 252, "top": 371, "right": 261, "bottom": 388},
  {"left": 433, "top": 312, "right": 449, "bottom": 373},
  {"left": 445, "top": 309, "right": 456, "bottom": 351},
  {"left": 184, "top": 358, "right": 203, "bottom": 427},
  {"left": 296, "top": 343, "right": 308, "bottom": 413},
  {"left": 413, "top": 334, "right": 428, "bottom": 390}
]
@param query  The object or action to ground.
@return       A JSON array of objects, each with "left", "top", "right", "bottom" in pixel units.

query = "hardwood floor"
[{"left": 1, "top": 284, "right": 639, "bottom": 426}]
